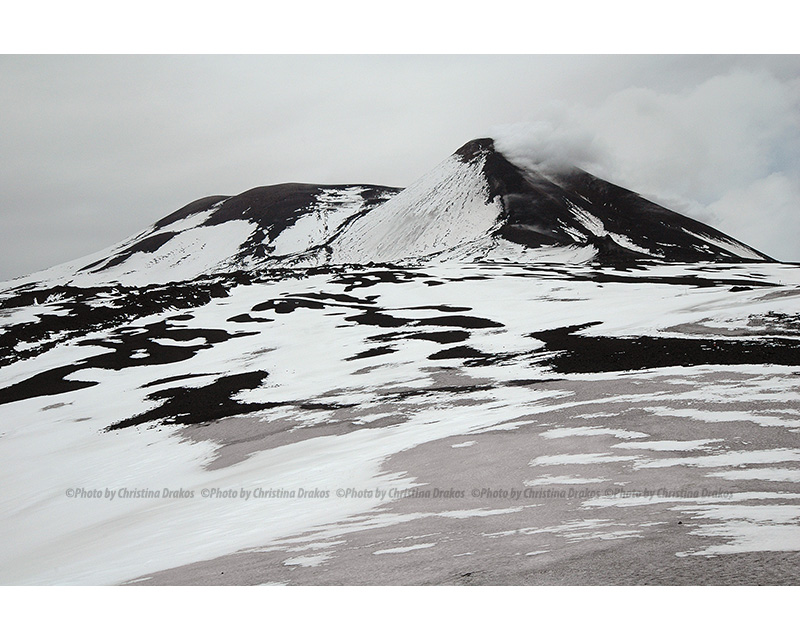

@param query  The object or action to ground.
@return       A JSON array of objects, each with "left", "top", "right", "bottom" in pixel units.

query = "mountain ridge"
[
  {"left": 3, "top": 138, "right": 773, "bottom": 289},
  {"left": 463, "top": 137, "right": 772, "bottom": 263}
]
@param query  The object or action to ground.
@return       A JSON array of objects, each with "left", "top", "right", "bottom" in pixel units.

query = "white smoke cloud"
[
  {"left": 708, "top": 173, "right": 800, "bottom": 262},
  {"left": 490, "top": 69, "right": 800, "bottom": 261},
  {"left": 490, "top": 120, "right": 605, "bottom": 173}
]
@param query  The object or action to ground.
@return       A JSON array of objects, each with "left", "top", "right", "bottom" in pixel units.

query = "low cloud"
[
  {"left": 708, "top": 173, "right": 800, "bottom": 262},
  {"left": 490, "top": 120, "right": 605, "bottom": 173},
  {"left": 490, "top": 69, "right": 800, "bottom": 260}
]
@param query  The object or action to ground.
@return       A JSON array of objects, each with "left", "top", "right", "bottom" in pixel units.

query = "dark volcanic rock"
[
  {"left": 455, "top": 138, "right": 773, "bottom": 264},
  {"left": 530, "top": 324, "right": 800, "bottom": 373}
]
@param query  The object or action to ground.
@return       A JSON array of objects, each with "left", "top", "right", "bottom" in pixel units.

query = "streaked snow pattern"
[
  {"left": 327, "top": 153, "right": 502, "bottom": 263},
  {"left": 1, "top": 260, "right": 799, "bottom": 584}
]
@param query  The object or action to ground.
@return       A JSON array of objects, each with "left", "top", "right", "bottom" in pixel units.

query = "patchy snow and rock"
[{"left": 0, "top": 138, "right": 796, "bottom": 586}]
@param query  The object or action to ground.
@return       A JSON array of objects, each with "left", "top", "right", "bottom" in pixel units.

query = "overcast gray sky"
[{"left": 1, "top": 54, "right": 799, "bottom": 280}]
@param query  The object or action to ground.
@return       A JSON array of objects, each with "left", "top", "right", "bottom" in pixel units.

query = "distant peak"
[
  {"left": 453, "top": 137, "right": 578, "bottom": 182},
  {"left": 453, "top": 138, "right": 496, "bottom": 163}
]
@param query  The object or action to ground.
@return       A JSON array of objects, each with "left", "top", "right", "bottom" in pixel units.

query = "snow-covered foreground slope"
[
  {"left": 0, "top": 136, "right": 793, "bottom": 585},
  {"left": 1, "top": 261, "right": 799, "bottom": 584}
]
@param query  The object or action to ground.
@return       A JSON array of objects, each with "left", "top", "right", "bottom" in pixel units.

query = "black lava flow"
[
  {"left": 0, "top": 277, "right": 243, "bottom": 367},
  {"left": 0, "top": 319, "right": 257, "bottom": 406},
  {"left": 529, "top": 323, "right": 800, "bottom": 373}
]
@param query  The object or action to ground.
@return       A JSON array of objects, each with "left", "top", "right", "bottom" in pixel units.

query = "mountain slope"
[
  {"left": 4, "top": 138, "right": 773, "bottom": 291},
  {"left": 1, "top": 259, "right": 799, "bottom": 585},
  {"left": 321, "top": 145, "right": 504, "bottom": 264},
  {"left": 0, "top": 138, "right": 798, "bottom": 587},
  {"left": 476, "top": 138, "right": 771, "bottom": 263},
  {"left": 295, "top": 138, "right": 771, "bottom": 266},
  {"left": 9, "top": 184, "right": 400, "bottom": 288}
]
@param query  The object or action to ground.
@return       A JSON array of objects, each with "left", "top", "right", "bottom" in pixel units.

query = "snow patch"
[{"left": 373, "top": 543, "right": 436, "bottom": 555}]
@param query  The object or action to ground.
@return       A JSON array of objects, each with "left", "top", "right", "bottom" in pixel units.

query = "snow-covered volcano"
[
  {"left": 325, "top": 138, "right": 772, "bottom": 266},
  {"left": 1, "top": 139, "right": 798, "bottom": 587},
  {"left": 8, "top": 138, "right": 772, "bottom": 289}
]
